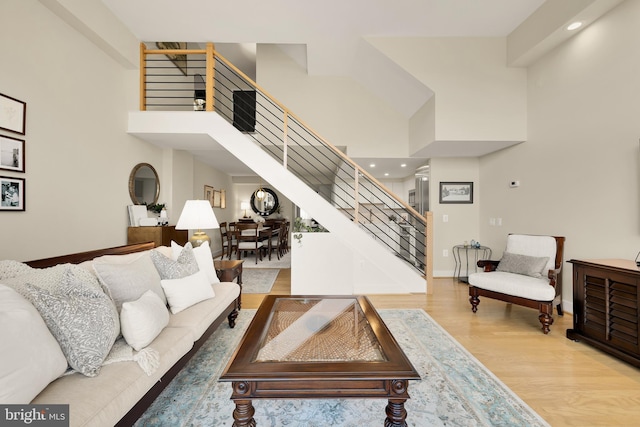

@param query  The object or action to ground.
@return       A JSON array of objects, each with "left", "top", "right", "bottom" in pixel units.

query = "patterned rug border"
[
  {"left": 383, "top": 309, "right": 551, "bottom": 427},
  {"left": 136, "top": 308, "right": 550, "bottom": 427}
]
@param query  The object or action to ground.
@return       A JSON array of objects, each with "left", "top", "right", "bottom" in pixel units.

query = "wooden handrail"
[
  {"left": 140, "top": 43, "right": 147, "bottom": 111},
  {"left": 425, "top": 212, "right": 433, "bottom": 294}
]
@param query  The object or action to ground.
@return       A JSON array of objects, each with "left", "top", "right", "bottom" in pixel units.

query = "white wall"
[
  {"left": 430, "top": 158, "right": 480, "bottom": 276},
  {"left": 368, "top": 37, "right": 527, "bottom": 145},
  {"left": 256, "top": 44, "right": 410, "bottom": 158},
  {"left": 479, "top": 0, "right": 640, "bottom": 312},
  {"left": 0, "top": 1, "right": 158, "bottom": 260},
  {"left": 0, "top": 1, "right": 235, "bottom": 261}
]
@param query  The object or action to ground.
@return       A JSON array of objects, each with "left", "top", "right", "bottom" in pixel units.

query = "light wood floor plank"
[{"left": 241, "top": 269, "right": 640, "bottom": 426}]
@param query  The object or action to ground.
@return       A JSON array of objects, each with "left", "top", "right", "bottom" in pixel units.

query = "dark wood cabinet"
[
  {"left": 567, "top": 259, "right": 640, "bottom": 367},
  {"left": 127, "top": 225, "right": 187, "bottom": 247}
]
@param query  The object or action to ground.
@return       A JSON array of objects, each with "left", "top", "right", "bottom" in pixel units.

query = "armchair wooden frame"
[{"left": 469, "top": 235, "right": 565, "bottom": 334}]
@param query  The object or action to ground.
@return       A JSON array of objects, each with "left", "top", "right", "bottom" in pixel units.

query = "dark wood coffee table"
[{"left": 219, "top": 295, "right": 420, "bottom": 426}]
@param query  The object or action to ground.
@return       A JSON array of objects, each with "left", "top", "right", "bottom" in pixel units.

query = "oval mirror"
[
  {"left": 128, "top": 163, "right": 160, "bottom": 205},
  {"left": 250, "top": 187, "right": 279, "bottom": 217}
]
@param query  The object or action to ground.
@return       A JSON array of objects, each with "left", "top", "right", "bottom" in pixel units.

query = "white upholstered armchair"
[{"left": 468, "top": 234, "right": 565, "bottom": 334}]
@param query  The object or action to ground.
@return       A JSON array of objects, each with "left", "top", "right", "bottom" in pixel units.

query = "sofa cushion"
[
  {"left": 0, "top": 284, "right": 68, "bottom": 404},
  {"left": 496, "top": 252, "right": 550, "bottom": 278},
  {"left": 161, "top": 270, "right": 215, "bottom": 314},
  {"left": 151, "top": 243, "right": 199, "bottom": 280},
  {"left": 167, "top": 282, "right": 240, "bottom": 340},
  {"left": 469, "top": 271, "right": 556, "bottom": 301},
  {"left": 171, "top": 240, "right": 219, "bottom": 283},
  {"left": 13, "top": 267, "right": 120, "bottom": 377},
  {"left": 93, "top": 251, "right": 166, "bottom": 312},
  {"left": 31, "top": 326, "right": 194, "bottom": 427},
  {"left": 120, "top": 290, "right": 170, "bottom": 351}
]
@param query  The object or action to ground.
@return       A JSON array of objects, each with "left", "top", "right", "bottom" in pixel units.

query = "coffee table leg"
[
  {"left": 384, "top": 398, "right": 408, "bottom": 427},
  {"left": 232, "top": 399, "right": 256, "bottom": 427}
]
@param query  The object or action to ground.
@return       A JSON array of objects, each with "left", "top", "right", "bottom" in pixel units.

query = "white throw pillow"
[
  {"left": 160, "top": 270, "right": 215, "bottom": 314},
  {"left": 0, "top": 284, "right": 67, "bottom": 403},
  {"left": 120, "top": 290, "right": 170, "bottom": 351},
  {"left": 171, "top": 241, "right": 219, "bottom": 283}
]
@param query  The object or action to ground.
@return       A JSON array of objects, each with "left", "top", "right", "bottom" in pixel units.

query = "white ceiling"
[{"left": 100, "top": 0, "right": 553, "bottom": 179}]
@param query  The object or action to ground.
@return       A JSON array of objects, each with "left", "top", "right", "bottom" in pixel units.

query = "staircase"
[{"left": 133, "top": 43, "right": 431, "bottom": 294}]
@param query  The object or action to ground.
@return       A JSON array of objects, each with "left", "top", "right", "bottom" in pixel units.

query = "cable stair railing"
[{"left": 140, "top": 42, "right": 433, "bottom": 279}]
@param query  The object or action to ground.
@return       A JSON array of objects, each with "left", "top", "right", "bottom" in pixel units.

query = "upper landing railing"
[{"left": 139, "top": 42, "right": 433, "bottom": 279}]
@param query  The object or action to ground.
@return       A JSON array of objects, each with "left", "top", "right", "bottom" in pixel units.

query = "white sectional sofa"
[{"left": 0, "top": 242, "right": 241, "bottom": 427}]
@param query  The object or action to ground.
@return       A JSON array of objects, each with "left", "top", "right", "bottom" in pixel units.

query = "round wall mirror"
[
  {"left": 250, "top": 187, "right": 279, "bottom": 217},
  {"left": 129, "top": 163, "right": 160, "bottom": 205}
]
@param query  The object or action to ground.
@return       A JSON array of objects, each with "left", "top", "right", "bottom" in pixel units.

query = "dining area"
[{"left": 219, "top": 219, "right": 289, "bottom": 264}]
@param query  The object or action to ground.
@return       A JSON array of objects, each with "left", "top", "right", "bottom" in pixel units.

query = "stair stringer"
[{"left": 128, "top": 111, "right": 426, "bottom": 294}]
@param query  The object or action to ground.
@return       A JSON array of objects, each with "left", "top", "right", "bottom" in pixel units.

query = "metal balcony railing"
[{"left": 140, "top": 43, "right": 432, "bottom": 278}]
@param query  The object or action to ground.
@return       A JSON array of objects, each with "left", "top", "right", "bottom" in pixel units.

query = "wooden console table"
[
  {"left": 127, "top": 225, "right": 187, "bottom": 247},
  {"left": 567, "top": 259, "right": 640, "bottom": 367}
]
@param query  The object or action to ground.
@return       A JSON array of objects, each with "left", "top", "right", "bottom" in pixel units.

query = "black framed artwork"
[
  {"left": 0, "top": 175, "right": 25, "bottom": 211},
  {"left": 439, "top": 182, "right": 473, "bottom": 204},
  {"left": 0, "top": 92, "right": 26, "bottom": 135},
  {"left": 0, "top": 134, "right": 25, "bottom": 172}
]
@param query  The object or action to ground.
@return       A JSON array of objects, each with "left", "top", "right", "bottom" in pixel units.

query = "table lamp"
[
  {"left": 176, "top": 200, "right": 219, "bottom": 247},
  {"left": 241, "top": 201, "right": 250, "bottom": 218}
]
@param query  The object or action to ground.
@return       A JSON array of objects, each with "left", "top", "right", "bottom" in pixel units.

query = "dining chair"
[
  {"left": 233, "top": 222, "right": 264, "bottom": 264},
  {"left": 280, "top": 221, "right": 290, "bottom": 255},
  {"left": 266, "top": 224, "right": 283, "bottom": 260},
  {"left": 218, "top": 222, "right": 237, "bottom": 259}
]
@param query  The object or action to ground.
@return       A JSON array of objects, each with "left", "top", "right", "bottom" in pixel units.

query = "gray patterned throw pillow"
[
  {"left": 13, "top": 267, "right": 119, "bottom": 377},
  {"left": 496, "top": 252, "right": 550, "bottom": 279},
  {"left": 150, "top": 242, "right": 199, "bottom": 280}
]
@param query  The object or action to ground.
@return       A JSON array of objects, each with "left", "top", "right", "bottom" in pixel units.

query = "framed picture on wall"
[
  {"left": 213, "top": 190, "right": 222, "bottom": 208},
  {"left": 439, "top": 182, "right": 473, "bottom": 204},
  {"left": 204, "top": 185, "right": 214, "bottom": 207},
  {"left": 220, "top": 189, "right": 226, "bottom": 209},
  {"left": 0, "top": 135, "right": 25, "bottom": 172},
  {"left": 0, "top": 92, "right": 26, "bottom": 135},
  {"left": 1, "top": 176, "right": 25, "bottom": 211}
]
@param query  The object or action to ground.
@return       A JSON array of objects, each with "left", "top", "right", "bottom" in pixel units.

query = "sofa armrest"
[
  {"left": 477, "top": 260, "right": 499, "bottom": 272},
  {"left": 548, "top": 267, "right": 561, "bottom": 291}
]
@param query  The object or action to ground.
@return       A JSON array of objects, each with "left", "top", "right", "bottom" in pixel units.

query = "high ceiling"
[
  {"left": 99, "top": 0, "right": 580, "bottom": 179},
  {"left": 101, "top": 0, "right": 545, "bottom": 75}
]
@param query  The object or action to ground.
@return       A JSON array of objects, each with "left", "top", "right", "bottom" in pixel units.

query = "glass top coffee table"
[{"left": 219, "top": 295, "right": 420, "bottom": 426}]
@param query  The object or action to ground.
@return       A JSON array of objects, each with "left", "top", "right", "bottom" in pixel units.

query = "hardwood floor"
[{"left": 242, "top": 269, "right": 640, "bottom": 426}]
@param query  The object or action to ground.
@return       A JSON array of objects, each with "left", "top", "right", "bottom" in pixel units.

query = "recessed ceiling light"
[
  {"left": 370, "top": 163, "right": 376, "bottom": 168},
  {"left": 401, "top": 163, "right": 407, "bottom": 168},
  {"left": 567, "top": 22, "right": 583, "bottom": 31},
  {"left": 384, "top": 173, "right": 389, "bottom": 177}
]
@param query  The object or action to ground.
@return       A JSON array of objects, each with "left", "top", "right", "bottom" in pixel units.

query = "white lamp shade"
[
  {"left": 176, "top": 200, "right": 219, "bottom": 230},
  {"left": 240, "top": 202, "right": 250, "bottom": 210}
]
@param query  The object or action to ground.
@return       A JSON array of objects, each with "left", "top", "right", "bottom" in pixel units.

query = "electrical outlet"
[
  {"left": 443, "top": 249, "right": 448, "bottom": 257},
  {"left": 497, "top": 218, "right": 502, "bottom": 226},
  {"left": 442, "top": 214, "right": 449, "bottom": 223}
]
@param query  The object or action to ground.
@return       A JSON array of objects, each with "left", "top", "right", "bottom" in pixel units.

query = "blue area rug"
[{"left": 136, "top": 309, "right": 549, "bottom": 426}]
